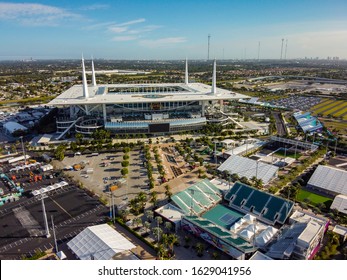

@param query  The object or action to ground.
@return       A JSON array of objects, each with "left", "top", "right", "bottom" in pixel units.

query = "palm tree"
[
  {"left": 155, "top": 216, "right": 163, "bottom": 225},
  {"left": 231, "top": 173, "right": 240, "bottom": 182},
  {"left": 156, "top": 243, "right": 167, "bottom": 260},
  {"left": 164, "top": 221, "right": 172, "bottom": 232},
  {"left": 167, "top": 233, "right": 179, "bottom": 252},
  {"left": 153, "top": 227, "right": 163, "bottom": 243},
  {"left": 164, "top": 184, "right": 172, "bottom": 200},
  {"left": 137, "top": 192, "right": 147, "bottom": 208},
  {"left": 184, "top": 235, "right": 191, "bottom": 248},
  {"left": 129, "top": 198, "right": 141, "bottom": 216},
  {"left": 161, "top": 233, "right": 169, "bottom": 247},
  {"left": 195, "top": 242, "right": 205, "bottom": 257},
  {"left": 198, "top": 168, "right": 203, "bottom": 178},
  {"left": 144, "top": 221, "right": 151, "bottom": 233},
  {"left": 149, "top": 191, "right": 158, "bottom": 206},
  {"left": 118, "top": 209, "right": 129, "bottom": 222},
  {"left": 211, "top": 251, "right": 220, "bottom": 260},
  {"left": 145, "top": 210, "right": 154, "bottom": 222},
  {"left": 133, "top": 217, "right": 142, "bottom": 228},
  {"left": 254, "top": 178, "right": 263, "bottom": 189}
]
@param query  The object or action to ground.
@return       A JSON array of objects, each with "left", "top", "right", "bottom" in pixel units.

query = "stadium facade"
[{"left": 49, "top": 58, "right": 248, "bottom": 138}]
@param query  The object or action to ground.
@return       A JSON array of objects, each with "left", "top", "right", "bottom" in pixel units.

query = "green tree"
[
  {"left": 195, "top": 242, "right": 205, "bottom": 257},
  {"left": 164, "top": 221, "right": 172, "bottom": 232},
  {"left": 121, "top": 168, "right": 129, "bottom": 176},
  {"left": 153, "top": 227, "right": 163, "bottom": 243},
  {"left": 145, "top": 210, "right": 154, "bottom": 222}
]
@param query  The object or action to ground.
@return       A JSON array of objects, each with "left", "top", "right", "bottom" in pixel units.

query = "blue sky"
[{"left": 1, "top": 0, "right": 347, "bottom": 60}]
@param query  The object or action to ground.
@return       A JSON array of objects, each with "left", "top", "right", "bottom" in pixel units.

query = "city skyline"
[{"left": 1, "top": 0, "right": 347, "bottom": 60}]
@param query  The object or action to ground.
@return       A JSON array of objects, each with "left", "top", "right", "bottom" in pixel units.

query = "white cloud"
[
  {"left": 116, "top": 18, "right": 145, "bottom": 27},
  {"left": 80, "top": 4, "right": 109, "bottom": 11},
  {"left": 139, "top": 37, "right": 186, "bottom": 48},
  {"left": 109, "top": 26, "right": 128, "bottom": 33},
  {"left": 83, "top": 21, "right": 116, "bottom": 30},
  {"left": 128, "top": 25, "right": 162, "bottom": 34},
  {"left": 0, "top": 2, "right": 79, "bottom": 26},
  {"left": 112, "top": 36, "right": 138, "bottom": 42}
]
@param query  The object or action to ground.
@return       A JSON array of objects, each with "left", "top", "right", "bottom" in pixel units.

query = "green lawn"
[
  {"left": 274, "top": 149, "right": 301, "bottom": 159},
  {"left": 296, "top": 189, "right": 333, "bottom": 207}
]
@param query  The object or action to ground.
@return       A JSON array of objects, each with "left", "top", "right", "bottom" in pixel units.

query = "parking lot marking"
[{"left": 48, "top": 196, "right": 73, "bottom": 218}]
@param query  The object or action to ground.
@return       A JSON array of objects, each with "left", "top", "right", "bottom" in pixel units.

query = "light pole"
[
  {"left": 334, "top": 138, "right": 338, "bottom": 156},
  {"left": 20, "top": 136, "right": 26, "bottom": 165},
  {"left": 51, "top": 215, "right": 58, "bottom": 253},
  {"left": 214, "top": 141, "right": 217, "bottom": 164},
  {"left": 41, "top": 195, "right": 51, "bottom": 238},
  {"left": 190, "top": 189, "right": 195, "bottom": 216}
]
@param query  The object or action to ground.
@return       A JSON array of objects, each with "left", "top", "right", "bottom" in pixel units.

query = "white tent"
[
  {"left": 331, "top": 195, "right": 347, "bottom": 215},
  {"left": 239, "top": 229, "right": 254, "bottom": 241},
  {"left": 67, "top": 224, "right": 135, "bottom": 260},
  {"left": 255, "top": 226, "right": 278, "bottom": 247}
]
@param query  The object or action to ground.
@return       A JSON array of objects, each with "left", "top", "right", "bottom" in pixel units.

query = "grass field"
[
  {"left": 320, "top": 119, "right": 347, "bottom": 135},
  {"left": 274, "top": 149, "right": 301, "bottom": 159},
  {"left": 296, "top": 189, "right": 333, "bottom": 207},
  {"left": 311, "top": 100, "right": 347, "bottom": 120}
]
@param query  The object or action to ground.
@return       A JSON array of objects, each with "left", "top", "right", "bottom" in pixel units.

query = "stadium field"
[{"left": 296, "top": 189, "right": 333, "bottom": 207}]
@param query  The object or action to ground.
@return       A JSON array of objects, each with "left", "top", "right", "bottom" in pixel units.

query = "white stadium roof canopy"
[
  {"left": 67, "top": 224, "right": 135, "bottom": 260},
  {"left": 307, "top": 165, "right": 347, "bottom": 195},
  {"left": 48, "top": 82, "right": 249, "bottom": 106},
  {"left": 331, "top": 195, "right": 347, "bottom": 215},
  {"left": 218, "top": 155, "right": 279, "bottom": 184}
]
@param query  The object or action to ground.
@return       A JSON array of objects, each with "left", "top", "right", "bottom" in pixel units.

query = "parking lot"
[
  {"left": 54, "top": 150, "right": 148, "bottom": 205},
  {"left": 0, "top": 155, "right": 108, "bottom": 259},
  {"left": 0, "top": 185, "right": 107, "bottom": 259}
]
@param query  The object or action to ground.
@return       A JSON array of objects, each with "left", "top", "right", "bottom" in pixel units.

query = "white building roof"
[
  {"left": 289, "top": 210, "right": 328, "bottom": 225},
  {"left": 223, "top": 140, "right": 265, "bottom": 157},
  {"left": 3, "top": 121, "right": 27, "bottom": 133},
  {"left": 37, "top": 134, "right": 53, "bottom": 144},
  {"left": 249, "top": 251, "right": 273, "bottom": 260},
  {"left": 209, "top": 178, "right": 233, "bottom": 192},
  {"left": 67, "top": 224, "right": 135, "bottom": 260},
  {"left": 48, "top": 82, "right": 249, "bottom": 106},
  {"left": 218, "top": 155, "right": 279, "bottom": 184},
  {"left": 155, "top": 203, "right": 185, "bottom": 223},
  {"left": 308, "top": 165, "right": 347, "bottom": 195},
  {"left": 333, "top": 225, "right": 347, "bottom": 237},
  {"left": 297, "top": 220, "right": 324, "bottom": 246},
  {"left": 221, "top": 139, "right": 237, "bottom": 145},
  {"left": 331, "top": 194, "right": 347, "bottom": 214}
]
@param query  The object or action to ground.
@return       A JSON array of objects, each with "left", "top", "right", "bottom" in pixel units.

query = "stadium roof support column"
[
  {"left": 185, "top": 58, "right": 189, "bottom": 85},
  {"left": 211, "top": 59, "right": 217, "bottom": 94},
  {"left": 82, "top": 55, "right": 89, "bottom": 99},
  {"left": 91, "top": 57, "right": 97, "bottom": 87}
]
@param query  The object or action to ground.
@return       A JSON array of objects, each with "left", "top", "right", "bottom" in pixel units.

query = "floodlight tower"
[
  {"left": 284, "top": 39, "right": 288, "bottom": 59},
  {"left": 41, "top": 195, "right": 51, "bottom": 238},
  {"left": 280, "top": 38, "right": 284, "bottom": 59},
  {"left": 207, "top": 34, "right": 211, "bottom": 61}
]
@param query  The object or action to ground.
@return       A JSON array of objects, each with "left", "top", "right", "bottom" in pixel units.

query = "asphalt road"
[{"left": 273, "top": 112, "right": 286, "bottom": 136}]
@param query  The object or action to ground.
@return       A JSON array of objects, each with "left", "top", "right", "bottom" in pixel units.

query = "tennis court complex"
[{"left": 202, "top": 204, "right": 243, "bottom": 229}]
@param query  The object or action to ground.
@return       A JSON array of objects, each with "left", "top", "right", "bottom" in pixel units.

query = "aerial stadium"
[{"left": 49, "top": 58, "right": 249, "bottom": 139}]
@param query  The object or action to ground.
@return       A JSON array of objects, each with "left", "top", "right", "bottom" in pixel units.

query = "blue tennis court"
[{"left": 202, "top": 204, "right": 244, "bottom": 229}]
